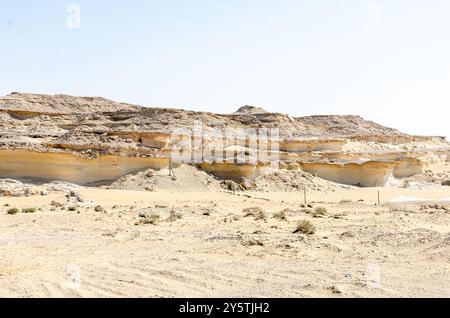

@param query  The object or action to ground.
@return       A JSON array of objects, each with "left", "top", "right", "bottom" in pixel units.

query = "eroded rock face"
[{"left": 0, "top": 92, "right": 449, "bottom": 187}]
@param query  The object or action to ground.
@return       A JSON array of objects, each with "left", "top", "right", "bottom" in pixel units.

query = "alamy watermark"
[
  {"left": 367, "top": 263, "right": 382, "bottom": 289},
  {"left": 66, "top": 4, "right": 81, "bottom": 29},
  {"left": 367, "top": 4, "right": 383, "bottom": 31},
  {"left": 62, "top": 262, "right": 81, "bottom": 290},
  {"left": 169, "top": 121, "right": 280, "bottom": 166}
]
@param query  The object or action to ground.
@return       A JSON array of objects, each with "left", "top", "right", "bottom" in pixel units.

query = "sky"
[{"left": 1, "top": 0, "right": 450, "bottom": 139}]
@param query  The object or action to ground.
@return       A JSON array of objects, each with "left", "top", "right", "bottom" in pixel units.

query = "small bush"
[
  {"left": 300, "top": 208, "right": 312, "bottom": 214},
  {"left": 243, "top": 207, "right": 264, "bottom": 215},
  {"left": 7, "top": 208, "right": 20, "bottom": 215},
  {"left": 143, "top": 213, "right": 160, "bottom": 225},
  {"left": 22, "top": 207, "right": 37, "bottom": 214},
  {"left": 68, "top": 206, "right": 77, "bottom": 212},
  {"left": 314, "top": 207, "right": 327, "bottom": 216},
  {"left": 243, "top": 207, "right": 266, "bottom": 221},
  {"left": 293, "top": 220, "right": 316, "bottom": 235},
  {"left": 51, "top": 201, "right": 64, "bottom": 208},
  {"left": 273, "top": 209, "right": 289, "bottom": 221},
  {"left": 339, "top": 199, "right": 352, "bottom": 204},
  {"left": 167, "top": 209, "right": 183, "bottom": 222}
]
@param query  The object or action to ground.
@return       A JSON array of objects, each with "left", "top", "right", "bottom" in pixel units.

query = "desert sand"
[{"left": 0, "top": 179, "right": 449, "bottom": 298}]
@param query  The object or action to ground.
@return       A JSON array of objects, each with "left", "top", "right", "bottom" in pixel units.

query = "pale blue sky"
[{"left": 1, "top": 0, "right": 450, "bottom": 138}]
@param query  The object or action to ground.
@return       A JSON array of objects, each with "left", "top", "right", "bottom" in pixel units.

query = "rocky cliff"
[{"left": 0, "top": 92, "right": 449, "bottom": 187}]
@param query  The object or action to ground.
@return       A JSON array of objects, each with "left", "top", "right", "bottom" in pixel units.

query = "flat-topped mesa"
[{"left": 0, "top": 92, "right": 449, "bottom": 187}]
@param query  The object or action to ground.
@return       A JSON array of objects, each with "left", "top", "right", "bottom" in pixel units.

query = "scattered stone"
[
  {"left": 242, "top": 239, "right": 264, "bottom": 247},
  {"left": 239, "top": 177, "right": 255, "bottom": 190},
  {"left": 95, "top": 205, "right": 106, "bottom": 213},
  {"left": 327, "top": 286, "right": 342, "bottom": 294}
]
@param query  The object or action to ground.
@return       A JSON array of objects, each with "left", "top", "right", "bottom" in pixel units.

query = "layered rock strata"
[{"left": 1, "top": 93, "right": 449, "bottom": 187}]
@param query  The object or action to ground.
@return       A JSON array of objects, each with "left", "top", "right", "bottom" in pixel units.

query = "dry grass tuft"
[
  {"left": 143, "top": 213, "right": 160, "bottom": 225},
  {"left": 273, "top": 209, "right": 289, "bottom": 221},
  {"left": 167, "top": 208, "right": 183, "bottom": 222},
  {"left": 7, "top": 207, "right": 20, "bottom": 215},
  {"left": 243, "top": 207, "right": 267, "bottom": 221},
  {"left": 293, "top": 220, "right": 316, "bottom": 235},
  {"left": 22, "top": 207, "right": 37, "bottom": 214},
  {"left": 313, "top": 207, "right": 327, "bottom": 217}
]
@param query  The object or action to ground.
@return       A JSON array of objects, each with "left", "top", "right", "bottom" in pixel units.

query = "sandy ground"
[{"left": 0, "top": 187, "right": 449, "bottom": 298}]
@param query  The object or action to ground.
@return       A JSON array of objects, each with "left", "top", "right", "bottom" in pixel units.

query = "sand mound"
[
  {"left": 107, "top": 165, "right": 224, "bottom": 192},
  {"left": 252, "top": 169, "right": 346, "bottom": 192},
  {"left": 107, "top": 165, "right": 347, "bottom": 193}
]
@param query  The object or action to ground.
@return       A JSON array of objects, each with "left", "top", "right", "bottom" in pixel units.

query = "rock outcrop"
[{"left": 1, "top": 92, "right": 449, "bottom": 187}]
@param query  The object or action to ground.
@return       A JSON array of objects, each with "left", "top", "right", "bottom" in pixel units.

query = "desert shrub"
[
  {"left": 314, "top": 207, "right": 327, "bottom": 216},
  {"left": 254, "top": 211, "right": 267, "bottom": 221},
  {"left": 68, "top": 206, "right": 77, "bottom": 212},
  {"left": 51, "top": 201, "right": 64, "bottom": 208},
  {"left": 7, "top": 208, "right": 20, "bottom": 215},
  {"left": 293, "top": 220, "right": 316, "bottom": 235},
  {"left": 243, "top": 207, "right": 266, "bottom": 221},
  {"left": 22, "top": 207, "right": 37, "bottom": 214},
  {"left": 166, "top": 209, "right": 183, "bottom": 222},
  {"left": 143, "top": 213, "right": 160, "bottom": 225},
  {"left": 273, "top": 209, "right": 289, "bottom": 221},
  {"left": 300, "top": 208, "right": 312, "bottom": 214},
  {"left": 340, "top": 199, "right": 352, "bottom": 204},
  {"left": 243, "top": 207, "right": 264, "bottom": 216}
]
